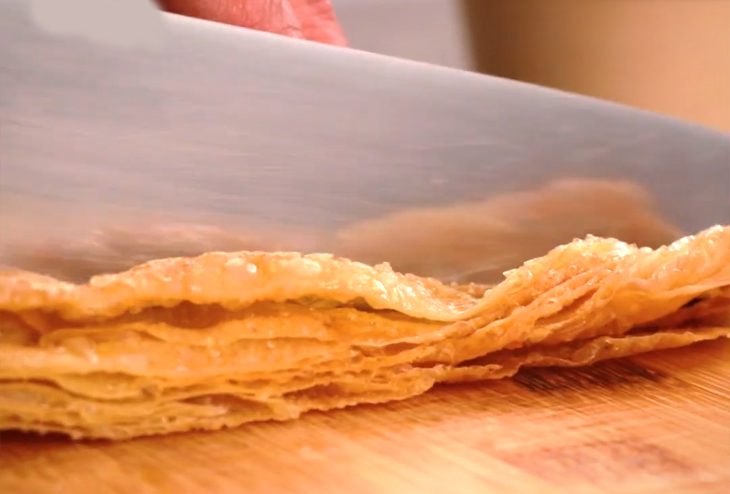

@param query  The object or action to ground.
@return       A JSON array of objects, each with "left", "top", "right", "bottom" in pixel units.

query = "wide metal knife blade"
[{"left": 1, "top": 0, "right": 729, "bottom": 283}]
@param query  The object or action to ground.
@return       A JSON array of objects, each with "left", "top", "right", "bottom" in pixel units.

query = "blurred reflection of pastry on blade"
[
  {"left": 335, "top": 179, "right": 680, "bottom": 283},
  {"left": 1, "top": 179, "right": 678, "bottom": 283},
  {"left": 1, "top": 221, "right": 315, "bottom": 283}
]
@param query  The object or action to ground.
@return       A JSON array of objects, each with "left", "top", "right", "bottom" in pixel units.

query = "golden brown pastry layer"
[{"left": 1, "top": 226, "right": 728, "bottom": 439}]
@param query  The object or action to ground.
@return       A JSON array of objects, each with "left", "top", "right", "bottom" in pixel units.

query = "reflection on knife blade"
[
  {"left": 0, "top": 178, "right": 679, "bottom": 283},
  {"left": 336, "top": 179, "right": 680, "bottom": 282}
]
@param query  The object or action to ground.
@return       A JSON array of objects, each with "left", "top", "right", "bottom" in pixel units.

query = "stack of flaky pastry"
[{"left": 1, "top": 226, "right": 728, "bottom": 440}]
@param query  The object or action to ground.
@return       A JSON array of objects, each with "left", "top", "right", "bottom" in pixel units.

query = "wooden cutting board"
[{"left": 1, "top": 340, "right": 728, "bottom": 494}]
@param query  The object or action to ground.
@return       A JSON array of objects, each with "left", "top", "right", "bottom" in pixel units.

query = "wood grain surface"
[{"left": 1, "top": 340, "right": 728, "bottom": 494}]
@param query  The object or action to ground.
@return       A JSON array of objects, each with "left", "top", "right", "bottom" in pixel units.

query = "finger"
[
  {"left": 158, "top": 0, "right": 346, "bottom": 46},
  {"left": 287, "top": 0, "right": 347, "bottom": 46},
  {"left": 158, "top": 0, "right": 304, "bottom": 39}
]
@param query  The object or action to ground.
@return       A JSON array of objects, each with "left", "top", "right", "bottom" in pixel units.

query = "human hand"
[{"left": 158, "top": 0, "right": 346, "bottom": 46}]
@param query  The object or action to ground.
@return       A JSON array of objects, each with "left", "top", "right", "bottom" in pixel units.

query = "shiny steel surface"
[{"left": 1, "top": 0, "right": 729, "bottom": 282}]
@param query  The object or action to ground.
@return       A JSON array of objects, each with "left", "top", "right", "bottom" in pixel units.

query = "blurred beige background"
[
  {"left": 465, "top": 0, "right": 730, "bottom": 132},
  {"left": 334, "top": 0, "right": 730, "bottom": 132}
]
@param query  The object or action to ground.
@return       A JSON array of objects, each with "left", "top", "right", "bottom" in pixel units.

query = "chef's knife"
[{"left": 1, "top": 0, "right": 728, "bottom": 282}]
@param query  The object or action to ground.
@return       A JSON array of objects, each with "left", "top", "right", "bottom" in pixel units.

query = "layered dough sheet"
[{"left": 0, "top": 226, "right": 728, "bottom": 439}]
